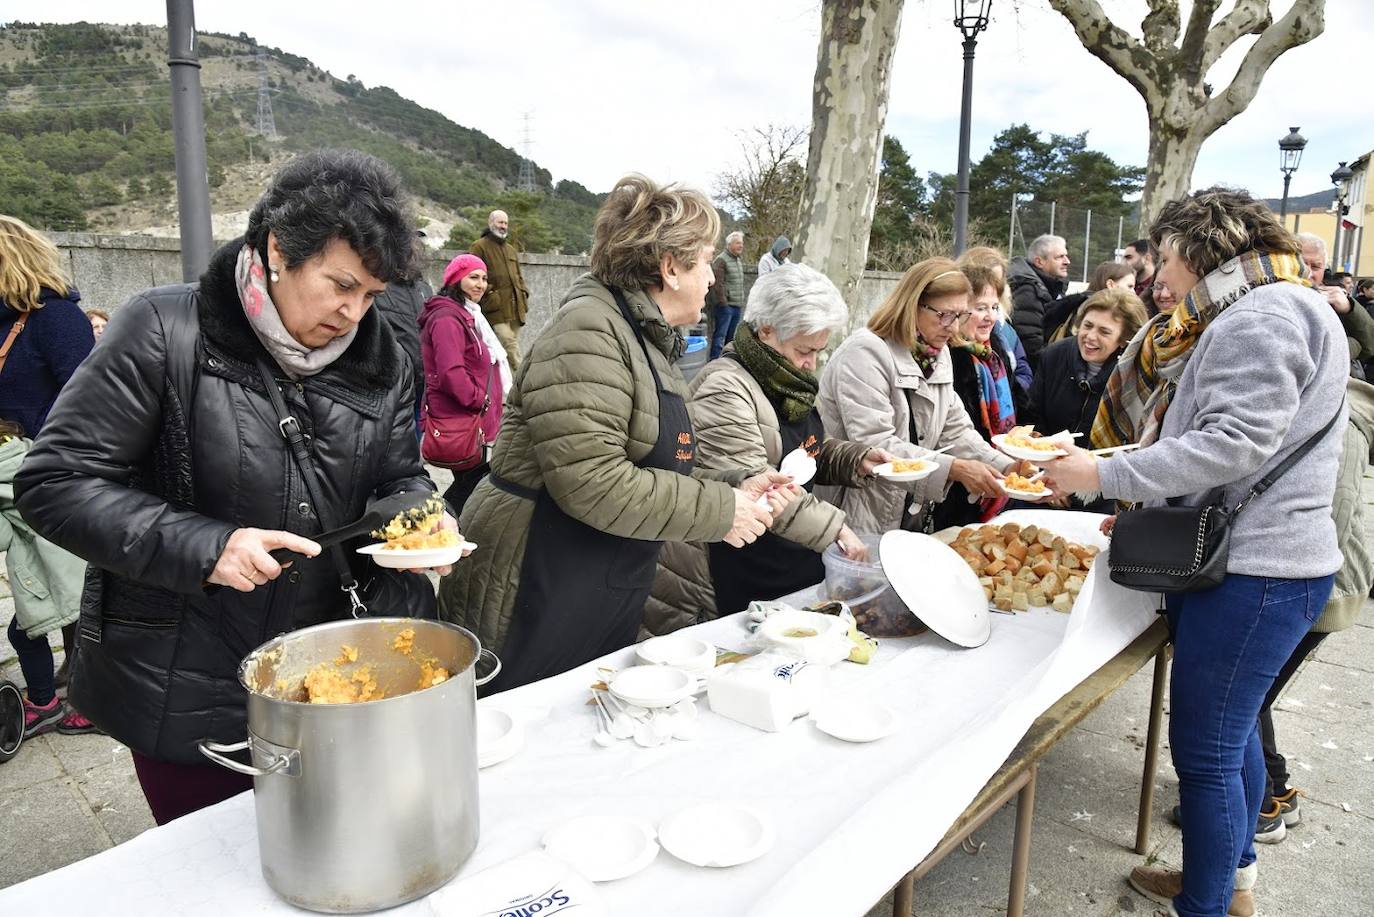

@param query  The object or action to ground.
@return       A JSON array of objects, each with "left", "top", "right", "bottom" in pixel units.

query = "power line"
[
  {"left": 254, "top": 45, "right": 277, "bottom": 138},
  {"left": 517, "top": 111, "right": 535, "bottom": 193}
]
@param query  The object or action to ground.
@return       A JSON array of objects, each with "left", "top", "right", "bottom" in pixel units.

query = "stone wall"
[{"left": 48, "top": 232, "right": 904, "bottom": 353}]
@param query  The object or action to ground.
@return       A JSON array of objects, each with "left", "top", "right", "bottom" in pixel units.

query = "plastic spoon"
[
  {"left": 590, "top": 695, "right": 616, "bottom": 748},
  {"left": 596, "top": 692, "right": 634, "bottom": 740}
]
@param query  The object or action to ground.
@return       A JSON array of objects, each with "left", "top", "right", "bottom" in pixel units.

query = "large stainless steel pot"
[{"left": 200, "top": 617, "right": 500, "bottom": 913}]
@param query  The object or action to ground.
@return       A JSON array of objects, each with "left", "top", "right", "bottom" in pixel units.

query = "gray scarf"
[{"left": 234, "top": 244, "right": 357, "bottom": 379}]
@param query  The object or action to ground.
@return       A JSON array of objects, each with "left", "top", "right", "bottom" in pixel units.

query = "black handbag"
[
  {"left": 255, "top": 360, "right": 437, "bottom": 619},
  {"left": 1108, "top": 402, "right": 1344, "bottom": 594}
]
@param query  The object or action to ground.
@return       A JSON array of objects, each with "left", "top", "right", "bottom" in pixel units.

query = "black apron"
[
  {"left": 486, "top": 288, "right": 695, "bottom": 693},
  {"left": 708, "top": 372, "right": 826, "bottom": 616}
]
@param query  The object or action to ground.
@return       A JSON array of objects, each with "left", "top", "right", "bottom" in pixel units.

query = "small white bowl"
[
  {"left": 635, "top": 635, "right": 716, "bottom": 675},
  {"left": 658, "top": 803, "right": 774, "bottom": 868},
  {"left": 543, "top": 815, "right": 659, "bottom": 882},
  {"left": 477, "top": 706, "right": 523, "bottom": 768},
  {"left": 609, "top": 666, "right": 698, "bottom": 709},
  {"left": 813, "top": 700, "right": 898, "bottom": 743},
  {"left": 757, "top": 610, "right": 850, "bottom": 664}
]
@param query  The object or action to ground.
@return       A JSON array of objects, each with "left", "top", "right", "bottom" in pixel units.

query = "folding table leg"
[
  {"left": 892, "top": 871, "right": 914, "bottom": 916},
  {"left": 1136, "top": 647, "right": 1169, "bottom": 854},
  {"left": 1006, "top": 763, "right": 1037, "bottom": 917}
]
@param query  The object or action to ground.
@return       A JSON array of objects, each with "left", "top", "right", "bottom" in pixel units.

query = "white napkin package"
[
  {"left": 706, "top": 652, "right": 830, "bottom": 732},
  {"left": 426, "top": 851, "right": 605, "bottom": 917}
]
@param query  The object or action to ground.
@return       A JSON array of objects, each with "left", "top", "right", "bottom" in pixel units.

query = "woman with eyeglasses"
[
  {"left": 930, "top": 262, "right": 1028, "bottom": 529},
  {"left": 817, "top": 258, "right": 1021, "bottom": 534}
]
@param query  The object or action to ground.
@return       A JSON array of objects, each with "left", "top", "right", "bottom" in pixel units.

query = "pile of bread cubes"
[{"left": 949, "top": 522, "right": 1098, "bottom": 613}]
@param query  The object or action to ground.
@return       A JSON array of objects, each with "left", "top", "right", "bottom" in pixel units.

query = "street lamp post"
[
  {"left": 1331, "top": 161, "right": 1354, "bottom": 273},
  {"left": 1278, "top": 127, "right": 1306, "bottom": 223},
  {"left": 952, "top": 0, "right": 992, "bottom": 257}
]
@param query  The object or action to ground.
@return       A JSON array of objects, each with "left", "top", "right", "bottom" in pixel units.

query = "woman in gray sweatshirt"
[{"left": 1044, "top": 187, "right": 1347, "bottom": 917}]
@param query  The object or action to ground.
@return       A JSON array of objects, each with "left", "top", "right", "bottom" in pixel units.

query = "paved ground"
[{"left": 3, "top": 546, "right": 1372, "bottom": 913}]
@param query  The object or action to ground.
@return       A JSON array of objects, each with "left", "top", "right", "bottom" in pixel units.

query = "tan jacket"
[
  {"left": 644, "top": 352, "right": 872, "bottom": 637},
  {"left": 816, "top": 328, "right": 1013, "bottom": 534},
  {"left": 469, "top": 232, "right": 529, "bottom": 325},
  {"left": 1313, "top": 377, "right": 1374, "bottom": 633}
]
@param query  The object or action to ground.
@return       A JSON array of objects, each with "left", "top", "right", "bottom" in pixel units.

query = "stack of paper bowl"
[{"left": 634, "top": 635, "right": 716, "bottom": 676}]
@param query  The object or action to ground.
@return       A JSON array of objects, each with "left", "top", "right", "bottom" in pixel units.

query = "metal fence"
[{"left": 1008, "top": 198, "right": 1136, "bottom": 280}]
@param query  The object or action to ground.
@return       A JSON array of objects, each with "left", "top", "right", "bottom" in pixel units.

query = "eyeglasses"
[
  {"left": 920, "top": 303, "right": 970, "bottom": 327},
  {"left": 968, "top": 305, "right": 998, "bottom": 317}
]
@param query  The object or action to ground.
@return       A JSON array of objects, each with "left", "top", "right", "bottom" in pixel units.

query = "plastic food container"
[{"left": 821, "top": 534, "right": 925, "bottom": 637}]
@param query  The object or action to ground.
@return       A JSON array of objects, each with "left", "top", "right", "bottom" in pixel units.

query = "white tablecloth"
[{"left": 0, "top": 511, "right": 1160, "bottom": 916}]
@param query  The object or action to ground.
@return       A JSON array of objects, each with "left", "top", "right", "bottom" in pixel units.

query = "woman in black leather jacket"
[{"left": 15, "top": 150, "right": 447, "bottom": 824}]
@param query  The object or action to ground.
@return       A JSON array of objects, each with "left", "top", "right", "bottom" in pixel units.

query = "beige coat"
[
  {"left": 816, "top": 328, "right": 1013, "bottom": 534},
  {"left": 644, "top": 352, "right": 872, "bottom": 637}
]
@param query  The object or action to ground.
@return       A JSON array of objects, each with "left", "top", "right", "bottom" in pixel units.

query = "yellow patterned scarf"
[{"left": 1092, "top": 251, "right": 1312, "bottom": 449}]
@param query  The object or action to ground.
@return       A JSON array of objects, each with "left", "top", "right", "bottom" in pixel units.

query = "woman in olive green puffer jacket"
[{"left": 438, "top": 175, "right": 792, "bottom": 691}]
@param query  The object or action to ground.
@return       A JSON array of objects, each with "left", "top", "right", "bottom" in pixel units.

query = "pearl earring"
[
  {"left": 269, "top": 267, "right": 280, "bottom": 283},
  {"left": 669, "top": 279, "right": 680, "bottom": 291}
]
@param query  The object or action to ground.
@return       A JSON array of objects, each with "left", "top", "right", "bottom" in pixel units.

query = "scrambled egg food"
[
  {"left": 890, "top": 458, "right": 931, "bottom": 474},
  {"left": 372, "top": 496, "right": 459, "bottom": 551},
  {"left": 273, "top": 629, "right": 452, "bottom": 704},
  {"left": 1003, "top": 472, "right": 1048, "bottom": 494},
  {"left": 1003, "top": 425, "right": 1063, "bottom": 452}
]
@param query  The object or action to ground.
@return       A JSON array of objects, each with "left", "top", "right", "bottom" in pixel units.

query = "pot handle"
[
  {"left": 199, "top": 738, "right": 298, "bottom": 777},
  {"left": 475, "top": 647, "right": 502, "bottom": 687}
]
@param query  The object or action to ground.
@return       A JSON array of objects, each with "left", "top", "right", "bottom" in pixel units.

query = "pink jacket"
[{"left": 419, "top": 295, "right": 503, "bottom": 443}]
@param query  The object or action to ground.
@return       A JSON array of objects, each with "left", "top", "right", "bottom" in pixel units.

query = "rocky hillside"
[{"left": 0, "top": 21, "right": 600, "bottom": 253}]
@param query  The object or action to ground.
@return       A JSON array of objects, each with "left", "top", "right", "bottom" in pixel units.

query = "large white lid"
[{"left": 878, "top": 531, "right": 991, "bottom": 648}]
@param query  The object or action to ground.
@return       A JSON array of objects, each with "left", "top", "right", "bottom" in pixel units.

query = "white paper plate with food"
[
  {"left": 543, "top": 815, "right": 659, "bottom": 882},
  {"left": 873, "top": 457, "right": 938, "bottom": 482},
  {"left": 356, "top": 542, "right": 473, "bottom": 569},
  {"left": 658, "top": 803, "right": 774, "bottom": 868},
  {"left": 991, "top": 425, "right": 1073, "bottom": 461},
  {"left": 999, "top": 472, "right": 1054, "bottom": 502}
]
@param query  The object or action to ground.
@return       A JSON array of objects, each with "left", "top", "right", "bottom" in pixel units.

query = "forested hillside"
[{"left": 0, "top": 21, "right": 600, "bottom": 253}]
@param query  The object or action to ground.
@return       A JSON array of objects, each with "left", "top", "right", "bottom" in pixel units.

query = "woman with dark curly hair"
[
  {"left": 1044, "top": 187, "right": 1347, "bottom": 917},
  {"left": 15, "top": 149, "right": 450, "bottom": 823}
]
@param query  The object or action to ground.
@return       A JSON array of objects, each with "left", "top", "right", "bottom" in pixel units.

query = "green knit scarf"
[{"left": 732, "top": 322, "right": 819, "bottom": 423}]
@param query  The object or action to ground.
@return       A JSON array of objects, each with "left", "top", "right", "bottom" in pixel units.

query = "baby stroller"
[{"left": 0, "top": 677, "right": 23, "bottom": 763}]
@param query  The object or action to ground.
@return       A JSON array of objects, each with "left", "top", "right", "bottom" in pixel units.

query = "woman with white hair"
[{"left": 645, "top": 264, "right": 894, "bottom": 630}]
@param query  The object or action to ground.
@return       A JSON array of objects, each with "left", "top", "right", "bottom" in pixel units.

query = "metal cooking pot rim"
[{"left": 238, "top": 617, "right": 488, "bottom": 707}]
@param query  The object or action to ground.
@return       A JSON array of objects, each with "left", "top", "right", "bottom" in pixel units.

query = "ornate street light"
[
  {"left": 952, "top": 0, "right": 993, "bottom": 256},
  {"left": 1277, "top": 127, "right": 1306, "bottom": 222},
  {"left": 1331, "top": 160, "right": 1354, "bottom": 273}
]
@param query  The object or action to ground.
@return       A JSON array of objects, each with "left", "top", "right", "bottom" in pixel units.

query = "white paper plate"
[
  {"left": 543, "top": 815, "right": 659, "bottom": 882},
  {"left": 813, "top": 700, "right": 898, "bottom": 743},
  {"left": 779, "top": 448, "right": 818, "bottom": 488},
  {"left": 879, "top": 531, "right": 991, "bottom": 648},
  {"left": 756, "top": 610, "right": 851, "bottom": 665},
  {"left": 356, "top": 541, "right": 474, "bottom": 569},
  {"left": 658, "top": 803, "right": 774, "bottom": 868},
  {"left": 873, "top": 460, "right": 938, "bottom": 483},
  {"left": 609, "top": 666, "right": 698, "bottom": 708},
  {"left": 991, "top": 433, "right": 1069, "bottom": 461},
  {"left": 635, "top": 635, "right": 716, "bottom": 675},
  {"left": 999, "top": 480, "right": 1053, "bottom": 502},
  {"left": 477, "top": 706, "right": 523, "bottom": 769}
]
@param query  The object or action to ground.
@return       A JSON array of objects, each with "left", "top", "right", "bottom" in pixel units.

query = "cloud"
[{"left": 22, "top": 1, "right": 1371, "bottom": 205}]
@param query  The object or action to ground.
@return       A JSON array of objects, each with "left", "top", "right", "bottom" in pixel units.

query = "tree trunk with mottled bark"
[
  {"left": 1047, "top": 0, "right": 1326, "bottom": 230},
  {"left": 794, "top": 0, "right": 904, "bottom": 308}
]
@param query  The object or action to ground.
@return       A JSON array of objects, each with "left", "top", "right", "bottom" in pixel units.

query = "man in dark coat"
[
  {"left": 1009, "top": 233, "right": 1071, "bottom": 367},
  {"left": 469, "top": 210, "right": 530, "bottom": 375}
]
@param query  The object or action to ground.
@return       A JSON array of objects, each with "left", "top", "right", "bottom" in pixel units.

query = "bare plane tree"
[
  {"left": 1046, "top": 0, "right": 1325, "bottom": 227},
  {"left": 795, "top": 0, "right": 905, "bottom": 307},
  {"left": 714, "top": 125, "right": 809, "bottom": 260}
]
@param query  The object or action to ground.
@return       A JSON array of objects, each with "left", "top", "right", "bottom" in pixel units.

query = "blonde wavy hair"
[
  {"left": 1149, "top": 186, "right": 1299, "bottom": 277},
  {"left": 868, "top": 257, "right": 972, "bottom": 350},
  {"left": 0, "top": 215, "right": 72, "bottom": 312},
  {"left": 589, "top": 173, "right": 720, "bottom": 291}
]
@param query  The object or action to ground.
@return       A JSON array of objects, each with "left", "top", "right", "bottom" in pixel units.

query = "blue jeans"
[
  {"left": 710, "top": 304, "right": 742, "bottom": 359},
  {"left": 1166, "top": 573, "right": 1334, "bottom": 917},
  {"left": 7, "top": 616, "right": 55, "bottom": 706}
]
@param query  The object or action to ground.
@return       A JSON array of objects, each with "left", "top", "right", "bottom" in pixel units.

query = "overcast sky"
[{"left": 26, "top": 1, "right": 1373, "bottom": 209}]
